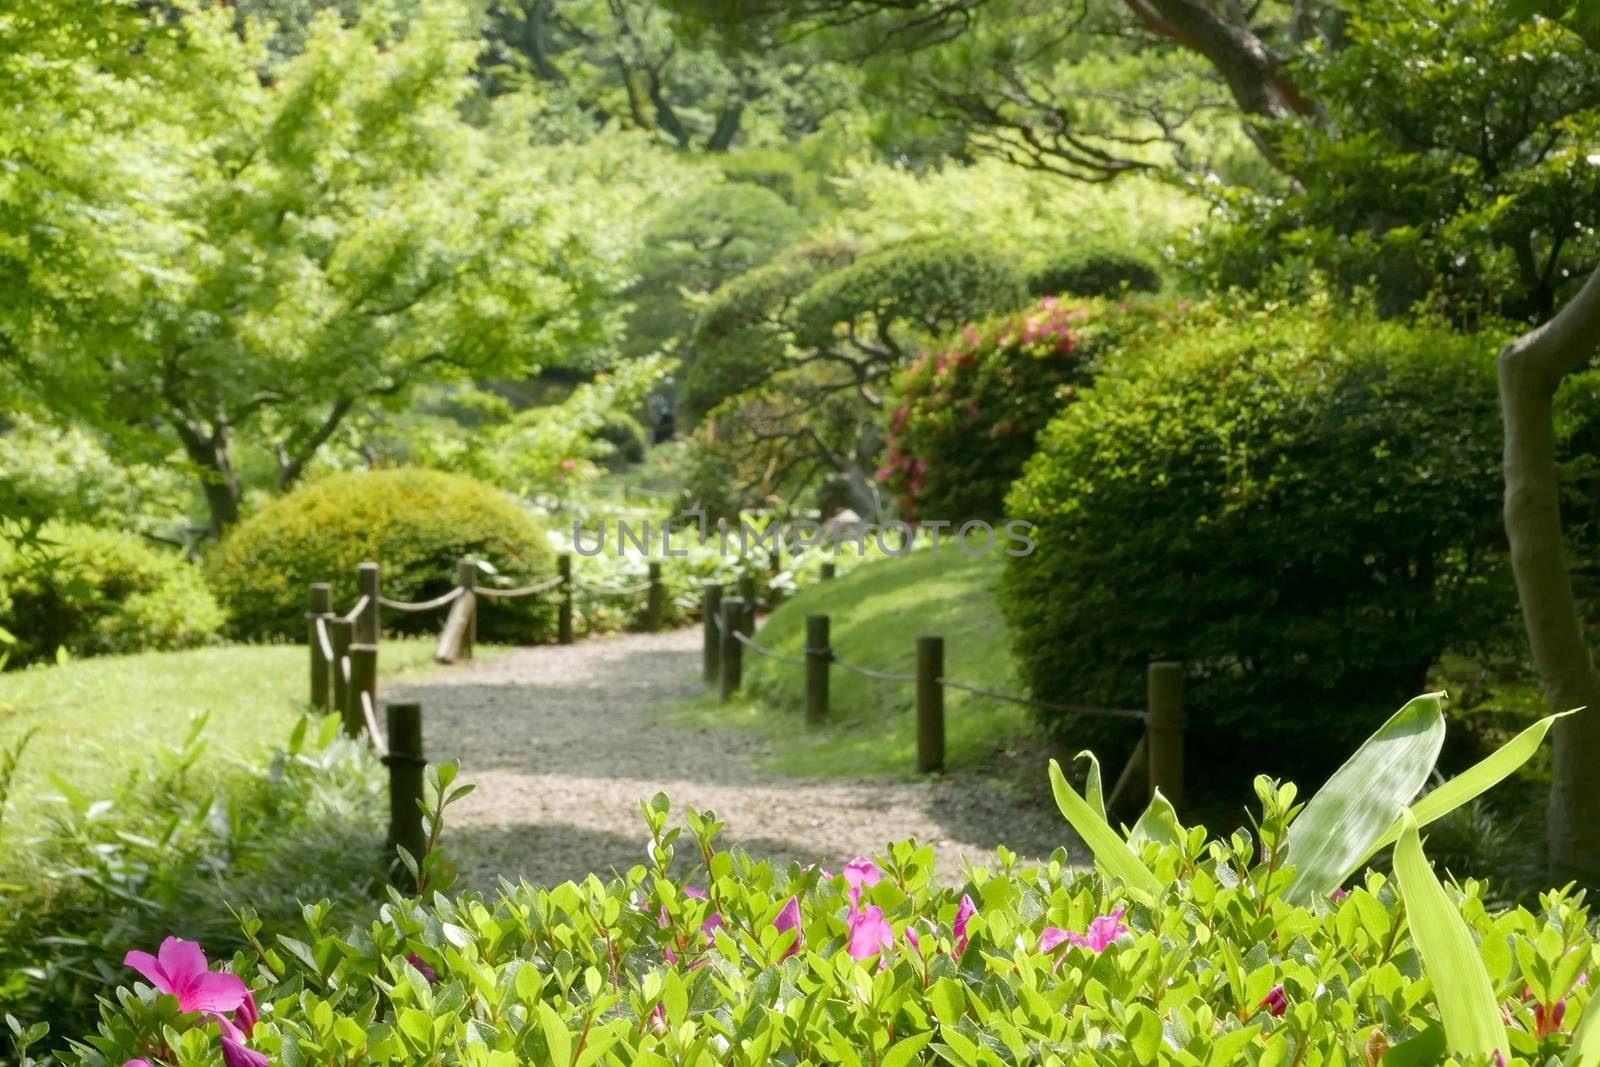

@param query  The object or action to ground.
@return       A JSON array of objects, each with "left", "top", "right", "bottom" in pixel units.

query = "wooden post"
[
  {"left": 805, "top": 614, "right": 829, "bottom": 725},
  {"left": 702, "top": 582, "right": 723, "bottom": 684},
  {"left": 455, "top": 558, "right": 476, "bottom": 662},
  {"left": 916, "top": 636, "right": 945, "bottom": 774},
  {"left": 383, "top": 701, "right": 427, "bottom": 886},
  {"left": 328, "top": 616, "right": 354, "bottom": 723},
  {"left": 1146, "top": 661, "right": 1186, "bottom": 807},
  {"left": 720, "top": 596, "right": 744, "bottom": 701},
  {"left": 347, "top": 643, "right": 378, "bottom": 741},
  {"left": 820, "top": 561, "right": 836, "bottom": 581},
  {"left": 738, "top": 572, "right": 756, "bottom": 615},
  {"left": 768, "top": 536, "right": 784, "bottom": 607},
  {"left": 645, "top": 561, "right": 664, "bottom": 632},
  {"left": 356, "top": 562, "right": 380, "bottom": 645},
  {"left": 307, "top": 582, "right": 333, "bottom": 711},
  {"left": 557, "top": 554, "right": 574, "bottom": 645}
]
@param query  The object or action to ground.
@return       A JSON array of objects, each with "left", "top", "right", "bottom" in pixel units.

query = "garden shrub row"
[{"left": 45, "top": 698, "right": 1594, "bottom": 1067}]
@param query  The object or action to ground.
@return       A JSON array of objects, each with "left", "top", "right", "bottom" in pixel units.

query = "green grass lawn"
[
  {"left": 0, "top": 638, "right": 496, "bottom": 838},
  {"left": 667, "top": 547, "right": 1039, "bottom": 779}
]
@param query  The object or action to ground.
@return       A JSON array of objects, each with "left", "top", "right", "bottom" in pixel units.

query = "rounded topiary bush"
[
  {"left": 210, "top": 469, "right": 555, "bottom": 643},
  {"left": 1001, "top": 309, "right": 1510, "bottom": 790},
  {"left": 880, "top": 297, "right": 1170, "bottom": 522},
  {"left": 0, "top": 524, "right": 224, "bottom": 665},
  {"left": 1028, "top": 248, "right": 1161, "bottom": 298}
]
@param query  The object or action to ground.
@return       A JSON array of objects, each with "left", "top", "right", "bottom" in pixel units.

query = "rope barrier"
[
  {"left": 574, "top": 577, "right": 654, "bottom": 596},
  {"left": 829, "top": 655, "right": 917, "bottom": 685},
  {"left": 378, "top": 587, "right": 465, "bottom": 612},
  {"left": 313, "top": 615, "right": 334, "bottom": 663},
  {"left": 340, "top": 594, "right": 371, "bottom": 623},
  {"left": 360, "top": 690, "right": 388, "bottom": 757},
  {"left": 732, "top": 630, "right": 808, "bottom": 668},
  {"left": 476, "top": 575, "right": 565, "bottom": 599},
  {"left": 936, "top": 677, "right": 1146, "bottom": 721}
]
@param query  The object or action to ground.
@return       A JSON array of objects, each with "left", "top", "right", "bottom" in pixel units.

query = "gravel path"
[{"left": 393, "top": 628, "right": 1075, "bottom": 891}]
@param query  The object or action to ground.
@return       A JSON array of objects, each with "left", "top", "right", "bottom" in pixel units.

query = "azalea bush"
[{"left": 44, "top": 692, "right": 1599, "bottom": 1067}]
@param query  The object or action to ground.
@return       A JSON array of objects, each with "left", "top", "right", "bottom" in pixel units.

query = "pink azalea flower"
[
  {"left": 904, "top": 923, "right": 921, "bottom": 955},
  {"left": 663, "top": 944, "right": 678, "bottom": 965},
  {"left": 683, "top": 885, "right": 708, "bottom": 899},
  {"left": 875, "top": 467, "right": 892, "bottom": 483},
  {"left": 124, "top": 1061, "right": 153, "bottom": 1067},
  {"left": 1041, "top": 909, "right": 1128, "bottom": 954},
  {"left": 847, "top": 904, "right": 895, "bottom": 961},
  {"left": 843, "top": 856, "right": 881, "bottom": 910},
  {"left": 1535, "top": 999, "right": 1567, "bottom": 1037},
  {"left": 953, "top": 895, "right": 977, "bottom": 958},
  {"left": 701, "top": 912, "right": 723, "bottom": 940},
  {"left": 123, "top": 938, "right": 246, "bottom": 1015},
  {"left": 214, "top": 1016, "right": 268, "bottom": 1067},
  {"left": 1261, "top": 984, "right": 1288, "bottom": 1017},
  {"left": 1330, "top": 888, "right": 1348, "bottom": 903},
  {"left": 560, "top": 459, "right": 576, "bottom": 470},
  {"left": 773, "top": 896, "right": 802, "bottom": 960},
  {"left": 234, "top": 989, "right": 258, "bottom": 1037},
  {"left": 406, "top": 953, "right": 438, "bottom": 984}
]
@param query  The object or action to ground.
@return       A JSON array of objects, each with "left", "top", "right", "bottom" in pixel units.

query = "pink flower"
[
  {"left": 124, "top": 1062, "right": 154, "bottom": 1067},
  {"left": 406, "top": 953, "right": 438, "bottom": 984},
  {"left": 215, "top": 1016, "right": 268, "bottom": 1067},
  {"left": 773, "top": 896, "right": 802, "bottom": 960},
  {"left": 1330, "top": 888, "right": 1348, "bottom": 903},
  {"left": 875, "top": 467, "right": 892, "bottom": 483},
  {"left": 234, "top": 989, "right": 259, "bottom": 1037},
  {"left": 1535, "top": 999, "right": 1567, "bottom": 1037},
  {"left": 1261, "top": 984, "right": 1288, "bottom": 1017},
  {"left": 1041, "top": 909, "right": 1127, "bottom": 954},
  {"left": 701, "top": 912, "right": 724, "bottom": 940},
  {"left": 953, "top": 895, "right": 977, "bottom": 958},
  {"left": 651, "top": 1001, "right": 667, "bottom": 1032},
  {"left": 843, "top": 856, "right": 881, "bottom": 910},
  {"left": 683, "top": 885, "right": 708, "bottom": 899},
  {"left": 846, "top": 904, "right": 895, "bottom": 961},
  {"left": 560, "top": 459, "right": 576, "bottom": 470},
  {"left": 123, "top": 938, "right": 246, "bottom": 1015}
]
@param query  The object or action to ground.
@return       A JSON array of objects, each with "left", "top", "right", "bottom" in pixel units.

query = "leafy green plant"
[
  {"left": 208, "top": 468, "right": 556, "bottom": 643},
  {"left": 1027, "top": 249, "right": 1162, "bottom": 299},
  {"left": 0, "top": 524, "right": 223, "bottom": 667},
  {"left": 45, "top": 693, "right": 1594, "bottom": 1067}
]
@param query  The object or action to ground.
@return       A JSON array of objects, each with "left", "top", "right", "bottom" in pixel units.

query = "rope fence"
[{"left": 697, "top": 582, "right": 1186, "bottom": 809}]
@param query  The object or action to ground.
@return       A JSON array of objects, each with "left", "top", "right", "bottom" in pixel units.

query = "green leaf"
[
  {"left": 1390, "top": 809, "right": 1506, "bottom": 1062},
  {"left": 1359, "top": 710, "right": 1574, "bottom": 868},
  {"left": 1380, "top": 1023, "right": 1445, "bottom": 1067},
  {"left": 1129, "top": 788, "right": 1183, "bottom": 848},
  {"left": 1567, "top": 989, "right": 1600, "bottom": 1067},
  {"left": 538, "top": 1000, "right": 572, "bottom": 1066},
  {"left": 882, "top": 1033, "right": 935, "bottom": 1067},
  {"left": 1075, "top": 750, "right": 1105, "bottom": 825},
  {"left": 1048, "top": 759, "right": 1160, "bottom": 896},
  {"left": 1281, "top": 693, "right": 1446, "bottom": 904}
]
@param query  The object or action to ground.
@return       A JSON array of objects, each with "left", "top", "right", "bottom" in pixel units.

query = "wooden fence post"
[
  {"left": 805, "top": 614, "right": 830, "bottom": 725},
  {"left": 820, "top": 561, "right": 836, "bottom": 581},
  {"left": 347, "top": 643, "right": 378, "bottom": 740},
  {"left": 307, "top": 582, "right": 333, "bottom": 711},
  {"left": 702, "top": 582, "right": 723, "bottom": 684},
  {"left": 558, "top": 554, "right": 574, "bottom": 645},
  {"left": 737, "top": 572, "right": 756, "bottom": 614},
  {"left": 645, "top": 561, "right": 664, "bottom": 631},
  {"left": 720, "top": 596, "right": 744, "bottom": 701},
  {"left": 328, "top": 616, "right": 354, "bottom": 724},
  {"left": 455, "top": 558, "right": 476, "bottom": 661},
  {"left": 1146, "top": 661, "right": 1186, "bottom": 807},
  {"left": 916, "top": 636, "right": 945, "bottom": 774},
  {"left": 356, "top": 561, "right": 380, "bottom": 645},
  {"left": 768, "top": 537, "right": 784, "bottom": 607},
  {"left": 383, "top": 701, "right": 427, "bottom": 886}
]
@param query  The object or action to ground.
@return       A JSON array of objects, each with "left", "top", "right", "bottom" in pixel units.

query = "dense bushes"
[
  {"left": 210, "top": 469, "right": 555, "bottom": 643},
  {"left": 0, "top": 524, "right": 222, "bottom": 666},
  {"left": 1027, "top": 249, "right": 1161, "bottom": 298},
  {"left": 47, "top": 703, "right": 1590, "bottom": 1067},
  {"left": 1002, "top": 308, "right": 1512, "bottom": 787},
  {"left": 881, "top": 298, "right": 1162, "bottom": 521}
]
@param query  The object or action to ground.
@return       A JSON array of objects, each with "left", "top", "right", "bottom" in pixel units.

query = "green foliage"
[
  {"left": 0, "top": 525, "right": 223, "bottom": 668},
  {"left": 881, "top": 298, "right": 1166, "bottom": 521},
  {"left": 0, "top": 714, "right": 386, "bottom": 1058},
  {"left": 1190, "top": 0, "right": 1600, "bottom": 323},
  {"left": 51, "top": 709, "right": 1594, "bottom": 1067},
  {"left": 208, "top": 469, "right": 555, "bottom": 642},
  {"left": 1027, "top": 249, "right": 1162, "bottom": 299},
  {"left": 1002, "top": 304, "right": 1514, "bottom": 789}
]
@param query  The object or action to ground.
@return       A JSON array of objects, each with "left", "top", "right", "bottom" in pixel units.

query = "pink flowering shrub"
[{"left": 880, "top": 297, "right": 1167, "bottom": 522}]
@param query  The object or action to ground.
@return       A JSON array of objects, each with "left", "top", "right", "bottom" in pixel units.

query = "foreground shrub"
[
  {"left": 0, "top": 524, "right": 223, "bottom": 666},
  {"left": 49, "top": 697, "right": 1589, "bottom": 1067},
  {"left": 0, "top": 714, "right": 385, "bottom": 1052},
  {"left": 881, "top": 298, "right": 1172, "bottom": 521},
  {"left": 209, "top": 468, "right": 556, "bottom": 643},
  {"left": 1003, "top": 307, "right": 1511, "bottom": 788},
  {"left": 1027, "top": 248, "right": 1162, "bottom": 298}
]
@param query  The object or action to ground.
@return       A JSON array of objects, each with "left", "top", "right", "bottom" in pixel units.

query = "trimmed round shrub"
[
  {"left": 210, "top": 469, "right": 555, "bottom": 643},
  {"left": 880, "top": 297, "right": 1166, "bottom": 522},
  {"left": 1001, "top": 310, "right": 1511, "bottom": 790},
  {"left": 0, "top": 524, "right": 223, "bottom": 666},
  {"left": 1028, "top": 248, "right": 1161, "bottom": 298}
]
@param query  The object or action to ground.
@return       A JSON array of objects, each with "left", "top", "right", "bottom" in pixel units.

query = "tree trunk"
[
  {"left": 171, "top": 418, "right": 242, "bottom": 538},
  {"left": 1499, "top": 262, "right": 1600, "bottom": 886}
]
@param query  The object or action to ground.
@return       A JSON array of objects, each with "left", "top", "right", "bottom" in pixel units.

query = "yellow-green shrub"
[{"left": 209, "top": 469, "right": 555, "bottom": 643}]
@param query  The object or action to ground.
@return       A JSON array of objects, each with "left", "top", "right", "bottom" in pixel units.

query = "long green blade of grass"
[
  {"left": 1567, "top": 989, "right": 1600, "bottom": 1067},
  {"left": 1281, "top": 693, "right": 1446, "bottom": 905},
  {"left": 1048, "top": 758, "right": 1160, "bottom": 896},
  {"left": 1357, "top": 709, "right": 1574, "bottom": 869},
  {"left": 1391, "top": 808, "right": 1507, "bottom": 1063}
]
